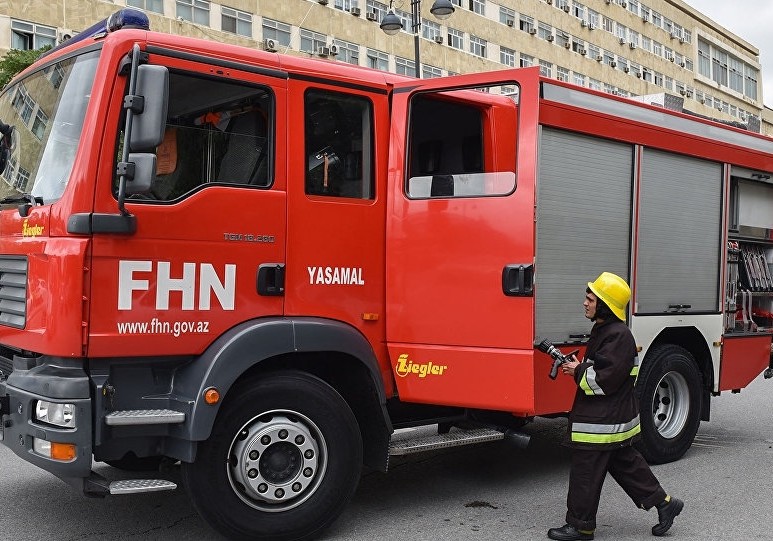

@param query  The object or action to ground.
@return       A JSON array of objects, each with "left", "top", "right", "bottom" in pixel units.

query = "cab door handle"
[
  {"left": 502, "top": 264, "right": 534, "bottom": 296},
  {"left": 257, "top": 264, "right": 285, "bottom": 296}
]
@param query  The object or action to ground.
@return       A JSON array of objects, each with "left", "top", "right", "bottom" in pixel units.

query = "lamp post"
[{"left": 380, "top": 0, "right": 455, "bottom": 78}]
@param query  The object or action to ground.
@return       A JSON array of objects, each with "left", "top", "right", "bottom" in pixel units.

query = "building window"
[
  {"left": 651, "top": 11, "right": 662, "bottom": 28},
  {"left": 587, "top": 9, "right": 599, "bottom": 27},
  {"left": 221, "top": 6, "right": 252, "bottom": 37},
  {"left": 422, "top": 20, "right": 441, "bottom": 40},
  {"left": 422, "top": 65, "right": 443, "bottom": 78},
  {"left": 262, "top": 18, "right": 291, "bottom": 46},
  {"left": 539, "top": 60, "right": 552, "bottom": 78},
  {"left": 10, "top": 20, "right": 56, "bottom": 50},
  {"left": 519, "top": 53, "right": 534, "bottom": 68},
  {"left": 573, "top": 73, "right": 585, "bottom": 86},
  {"left": 711, "top": 48, "right": 729, "bottom": 86},
  {"left": 538, "top": 23, "right": 552, "bottom": 41},
  {"left": 301, "top": 29, "right": 327, "bottom": 53},
  {"left": 654, "top": 71, "right": 663, "bottom": 87},
  {"left": 555, "top": 32, "right": 569, "bottom": 49},
  {"left": 127, "top": 0, "right": 164, "bottom": 14},
  {"left": 588, "top": 78, "right": 601, "bottom": 91},
  {"left": 557, "top": 66, "right": 570, "bottom": 82},
  {"left": 499, "top": 6, "right": 515, "bottom": 26},
  {"left": 447, "top": 28, "right": 464, "bottom": 49},
  {"left": 396, "top": 57, "right": 416, "bottom": 75},
  {"left": 334, "top": 0, "right": 356, "bottom": 10},
  {"left": 469, "top": 0, "right": 485, "bottom": 15},
  {"left": 500, "top": 46, "right": 515, "bottom": 67},
  {"left": 628, "top": 0, "right": 639, "bottom": 15},
  {"left": 470, "top": 35, "right": 486, "bottom": 58},
  {"left": 745, "top": 65, "right": 758, "bottom": 101},
  {"left": 366, "top": 48, "right": 389, "bottom": 71},
  {"left": 176, "top": 0, "right": 210, "bottom": 25},
  {"left": 519, "top": 15, "right": 534, "bottom": 34},
  {"left": 366, "top": 0, "right": 389, "bottom": 21},
  {"left": 603, "top": 16, "right": 613, "bottom": 33},
  {"left": 333, "top": 39, "right": 360, "bottom": 65},
  {"left": 31, "top": 108, "right": 48, "bottom": 140},
  {"left": 653, "top": 41, "right": 662, "bottom": 57}
]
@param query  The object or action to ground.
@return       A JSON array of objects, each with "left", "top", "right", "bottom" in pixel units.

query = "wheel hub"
[
  {"left": 651, "top": 371, "right": 690, "bottom": 439},
  {"left": 228, "top": 412, "right": 325, "bottom": 511}
]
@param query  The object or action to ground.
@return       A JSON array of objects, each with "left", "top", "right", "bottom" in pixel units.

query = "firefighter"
[{"left": 547, "top": 272, "right": 684, "bottom": 541}]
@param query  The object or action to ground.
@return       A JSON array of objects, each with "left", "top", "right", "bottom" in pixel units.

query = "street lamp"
[{"left": 380, "top": 0, "right": 455, "bottom": 78}]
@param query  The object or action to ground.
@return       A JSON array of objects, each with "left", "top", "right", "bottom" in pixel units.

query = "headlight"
[{"left": 35, "top": 401, "right": 76, "bottom": 428}]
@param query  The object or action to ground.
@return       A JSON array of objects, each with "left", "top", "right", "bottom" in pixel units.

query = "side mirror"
[
  {"left": 129, "top": 64, "right": 169, "bottom": 151},
  {"left": 125, "top": 153, "right": 156, "bottom": 194}
]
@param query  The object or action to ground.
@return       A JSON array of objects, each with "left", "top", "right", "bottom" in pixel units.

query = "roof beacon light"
[{"left": 47, "top": 8, "right": 150, "bottom": 54}]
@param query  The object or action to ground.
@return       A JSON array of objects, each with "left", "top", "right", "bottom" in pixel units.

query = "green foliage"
[{"left": 0, "top": 46, "right": 52, "bottom": 89}]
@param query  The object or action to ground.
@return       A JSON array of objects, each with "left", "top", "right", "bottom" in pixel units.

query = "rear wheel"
[
  {"left": 182, "top": 371, "right": 362, "bottom": 541},
  {"left": 635, "top": 345, "right": 702, "bottom": 464}
]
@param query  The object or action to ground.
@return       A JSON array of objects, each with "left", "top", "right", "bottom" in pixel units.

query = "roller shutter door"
[
  {"left": 635, "top": 150, "right": 722, "bottom": 313},
  {"left": 536, "top": 128, "right": 633, "bottom": 341}
]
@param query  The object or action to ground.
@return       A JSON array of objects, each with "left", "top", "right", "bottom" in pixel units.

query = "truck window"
[
  {"left": 304, "top": 89, "right": 374, "bottom": 199},
  {"left": 125, "top": 70, "right": 274, "bottom": 202},
  {"left": 0, "top": 50, "right": 100, "bottom": 204},
  {"left": 406, "top": 90, "right": 516, "bottom": 199}
]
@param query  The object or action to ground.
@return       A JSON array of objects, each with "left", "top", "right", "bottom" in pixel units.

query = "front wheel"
[
  {"left": 182, "top": 371, "right": 363, "bottom": 541},
  {"left": 635, "top": 345, "right": 702, "bottom": 464}
]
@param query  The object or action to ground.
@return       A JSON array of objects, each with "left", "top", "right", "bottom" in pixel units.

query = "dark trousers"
[{"left": 566, "top": 445, "right": 667, "bottom": 531}]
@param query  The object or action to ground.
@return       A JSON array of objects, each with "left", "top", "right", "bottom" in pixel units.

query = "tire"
[
  {"left": 635, "top": 344, "right": 702, "bottom": 464},
  {"left": 182, "top": 371, "right": 363, "bottom": 541}
]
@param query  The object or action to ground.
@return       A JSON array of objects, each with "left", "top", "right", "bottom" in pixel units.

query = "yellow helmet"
[{"left": 587, "top": 272, "right": 630, "bottom": 321}]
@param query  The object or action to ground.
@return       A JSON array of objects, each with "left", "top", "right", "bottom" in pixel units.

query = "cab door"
[
  {"left": 385, "top": 68, "right": 542, "bottom": 413},
  {"left": 87, "top": 52, "right": 288, "bottom": 357}
]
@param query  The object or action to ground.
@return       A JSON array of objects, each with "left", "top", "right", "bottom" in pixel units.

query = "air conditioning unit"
[
  {"left": 506, "top": 19, "right": 514, "bottom": 27},
  {"left": 629, "top": 42, "right": 636, "bottom": 49},
  {"left": 547, "top": 35, "right": 555, "bottom": 42},
  {"left": 581, "top": 20, "right": 587, "bottom": 27},
  {"left": 610, "top": 61, "right": 617, "bottom": 68},
  {"left": 679, "top": 61, "right": 685, "bottom": 67},
  {"left": 528, "top": 28, "right": 537, "bottom": 35},
  {"left": 686, "top": 91, "right": 692, "bottom": 97},
  {"left": 58, "top": 30, "right": 73, "bottom": 44},
  {"left": 669, "top": 55, "right": 675, "bottom": 62},
  {"left": 434, "top": 35, "right": 444, "bottom": 44},
  {"left": 588, "top": 23, "right": 595, "bottom": 30},
  {"left": 546, "top": 0, "right": 553, "bottom": 4},
  {"left": 564, "top": 42, "right": 571, "bottom": 49},
  {"left": 596, "top": 54, "right": 603, "bottom": 61},
  {"left": 642, "top": 15, "right": 649, "bottom": 22},
  {"left": 635, "top": 71, "right": 642, "bottom": 78},
  {"left": 679, "top": 89, "right": 686, "bottom": 96},
  {"left": 619, "top": 37, "right": 625, "bottom": 45},
  {"left": 624, "top": 66, "right": 630, "bottom": 73},
  {"left": 580, "top": 48, "right": 587, "bottom": 55},
  {"left": 318, "top": 0, "right": 328, "bottom": 4},
  {"left": 317, "top": 46, "right": 331, "bottom": 56},
  {"left": 365, "top": 11, "right": 377, "bottom": 21},
  {"left": 700, "top": 98, "right": 706, "bottom": 104},
  {"left": 562, "top": 5, "right": 570, "bottom": 12},
  {"left": 679, "top": 38, "right": 685, "bottom": 44},
  {"left": 621, "top": 1, "right": 627, "bottom": 7},
  {"left": 262, "top": 38, "right": 277, "bottom": 52},
  {"left": 669, "top": 31, "right": 676, "bottom": 39},
  {"left": 351, "top": 7, "right": 361, "bottom": 16},
  {"left": 329, "top": 44, "right": 339, "bottom": 56}
]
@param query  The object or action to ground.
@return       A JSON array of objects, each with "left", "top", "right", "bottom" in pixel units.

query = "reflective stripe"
[
  {"left": 580, "top": 365, "right": 605, "bottom": 396},
  {"left": 631, "top": 355, "right": 640, "bottom": 378},
  {"left": 571, "top": 415, "right": 641, "bottom": 444},
  {"left": 572, "top": 423, "right": 641, "bottom": 444}
]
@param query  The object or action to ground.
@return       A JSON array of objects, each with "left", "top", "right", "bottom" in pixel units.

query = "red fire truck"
[{"left": 0, "top": 8, "right": 771, "bottom": 540}]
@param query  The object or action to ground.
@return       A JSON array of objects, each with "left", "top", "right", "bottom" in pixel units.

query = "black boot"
[
  {"left": 652, "top": 497, "right": 684, "bottom": 536},
  {"left": 547, "top": 524, "right": 594, "bottom": 540}
]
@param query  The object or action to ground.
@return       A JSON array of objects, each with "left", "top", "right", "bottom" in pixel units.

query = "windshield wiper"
[{"left": 0, "top": 193, "right": 44, "bottom": 206}]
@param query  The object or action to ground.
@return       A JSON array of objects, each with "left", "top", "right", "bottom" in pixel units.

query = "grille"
[{"left": 0, "top": 256, "right": 28, "bottom": 329}]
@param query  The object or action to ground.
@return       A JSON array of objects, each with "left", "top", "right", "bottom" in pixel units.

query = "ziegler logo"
[
  {"left": 394, "top": 353, "right": 448, "bottom": 378},
  {"left": 22, "top": 219, "right": 44, "bottom": 237}
]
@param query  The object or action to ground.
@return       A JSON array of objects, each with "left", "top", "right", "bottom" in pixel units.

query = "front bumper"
[{"left": 0, "top": 356, "right": 93, "bottom": 482}]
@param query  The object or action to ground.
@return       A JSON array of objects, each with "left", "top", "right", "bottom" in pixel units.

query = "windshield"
[{"left": 0, "top": 50, "right": 99, "bottom": 204}]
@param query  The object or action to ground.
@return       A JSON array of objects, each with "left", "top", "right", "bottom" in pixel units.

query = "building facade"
[{"left": 0, "top": 0, "right": 769, "bottom": 134}]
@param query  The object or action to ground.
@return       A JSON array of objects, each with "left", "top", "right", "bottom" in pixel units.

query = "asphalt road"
[{"left": 1, "top": 374, "right": 771, "bottom": 541}]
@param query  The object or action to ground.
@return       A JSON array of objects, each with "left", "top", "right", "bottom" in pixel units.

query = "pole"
[{"left": 412, "top": 0, "right": 421, "bottom": 78}]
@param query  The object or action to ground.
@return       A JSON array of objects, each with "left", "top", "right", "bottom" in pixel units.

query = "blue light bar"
[{"left": 42, "top": 9, "right": 150, "bottom": 57}]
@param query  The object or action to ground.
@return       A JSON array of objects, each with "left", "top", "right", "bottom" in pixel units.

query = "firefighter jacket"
[{"left": 566, "top": 319, "right": 641, "bottom": 450}]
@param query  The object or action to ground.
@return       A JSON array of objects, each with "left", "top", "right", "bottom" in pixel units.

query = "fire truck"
[{"left": 0, "top": 8, "right": 772, "bottom": 541}]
